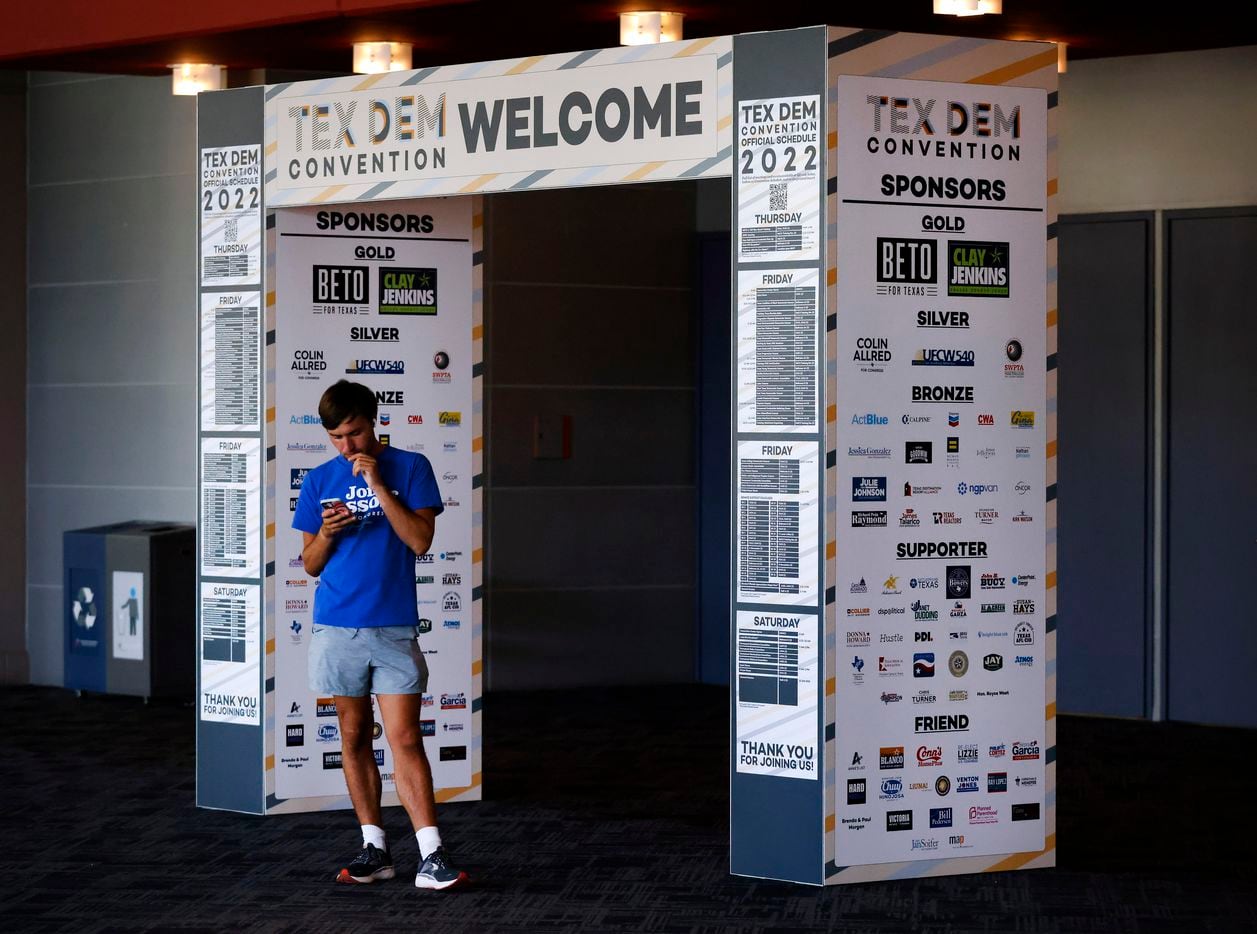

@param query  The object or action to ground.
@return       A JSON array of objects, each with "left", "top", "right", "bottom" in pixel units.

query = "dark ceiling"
[{"left": 2, "top": 1, "right": 1252, "bottom": 77}]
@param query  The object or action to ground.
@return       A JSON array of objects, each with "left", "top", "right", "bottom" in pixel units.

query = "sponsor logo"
[
  {"left": 378, "top": 266, "right": 437, "bottom": 315},
  {"left": 883, "top": 575, "right": 901, "bottom": 595},
  {"left": 957, "top": 744, "right": 979, "bottom": 763},
  {"left": 1005, "top": 339, "right": 1025, "bottom": 379},
  {"left": 913, "top": 348, "right": 975, "bottom": 367},
  {"left": 285, "top": 724, "right": 304, "bottom": 747},
  {"left": 878, "top": 656, "right": 904, "bottom": 676},
  {"left": 906, "top": 441, "right": 933, "bottom": 464},
  {"left": 879, "top": 631, "right": 902, "bottom": 642},
  {"left": 948, "top": 834, "right": 969, "bottom": 848},
  {"left": 950, "top": 602, "right": 967, "bottom": 618},
  {"left": 440, "top": 692, "right": 467, "bottom": 710},
  {"left": 979, "top": 629, "right": 1009, "bottom": 640},
  {"left": 949, "top": 632, "right": 968, "bottom": 642},
  {"left": 933, "top": 510, "right": 962, "bottom": 526},
  {"left": 851, "top": 578, "right": 869, "bottom": 594},
  {"left": 345, "top": 358, "right": 405, "bottom": 375},
  {"left": 878, "top": 237, "right": 938, "bottom": 293},
  {"left": 443, "top": 592, "right": 462, "bottom": 612},
  {"left": 948, "top": 240, "right": 1010, "bottom": 298},
  {"left": 880, "top": 746, "right": 905, "bottom": 770},
  {"left": 1016, "top": 445, "right": 1032, "bottom": 459},
  {"left": 1015, "top": 654, "right": 1034, "bottom": 667},
  {"left": 975, "top": 446, "right": 996, "bottom": 461},
  {"left": 417, "top": 618, "right": 433, "bottom": 634},
  {"left": 1014, "top": 622, "right": 1034, "bottom": 645},
  {"left": 316, "top": 698, "right": 337, "bottom": 717},
  {"left": 854, "top": 338, "right": 892, "bottom": 373},
  {"left": 1015, "top": 481, "right": 1032, "bottom": 496},
  {"left": 442, "top": 722, "right": 465, "bottom": 733},
  {"left": 847, "top": 778, "right": 867, "bottom": 805},
  {"left": 917, "top": 745, "right": 943, "bottom": 767},
  {"left": 902, "top": 413, "right": 932, "bottom": 425},
  {"left": 981, "top": 603, "right": 1006, "bottom": 614},
  {"left": 913, "top": 653, "right": 936, "bottom": 678},
  {"left": 1012, "top": 803, "right": 1041, "bottom": 822},
  {"left": 988, "top": 772, "right": 1008, "bottom": 793},
  {"left": 900, "top": 508, "right": 922, "bottom": 527},
  {"left": 852, "top": 656, "right": 866, "bottom": 685},
  {"left": 419, "top": 720, "right": 436, "bottom": 737},
  {"left": 935, "top": 776, "right": 951, "bottom": 796},
  {"left": 443, "top": 442, "right": 458, "bottom": 453},
  {"left": 443, "top": 619, "right": 461, "bottom": 630},
  {"left": 956, "top": 775, "right": 980, "bottom": 794},
  {"left": 1010, "top": 410, "right": 1035, "bottom": 429},
  {"left": 847, "top": 631, "right": 871, "bottom": 646},
  {"left": 913, "top": 689, "right": 937, "bottom": 705},
  {"left": 912, "top": 602, "right": 938, "bottom": 622},
  {"left": 439, "top": 745, "right": 468, "bottom": 761},
  {"left": 968, "top": 805, "right": 999, "bottom": 825},
  {"left": 911, "top": 578, "right": 940, "bottom": 592},
  {"left": 975, "top": 508, "right": 998, "bottom": 524},
  {"left": 911, "top": 837, "right": 940, "bottom": 852},
  {"left": 977, "top": 413, "right": 995, "bottom": 426},
  {"left": 948, "top": 412, "right": 960, "bottom": 428},
  {"left": 1012, "top": 573, "right": 1037, "bottom": 586},
  {"left": 946, "top": 566, "right": 972, "bottom": 599},
  {"left": 284, "top": 598, "right": 309, "bottom": 613},
  {"left": 439, "top": 411, "right": 462, "bottom": 427},
  {"left": 930, "top": 807, "right": 953, "bottom": 828},
  {"left": 853, "top": 477, "right": 888, "bottom": 502},
  {"left": 989, "top": 744, "right": 1007, "bottom": 758},
  {"left": 880, "top": 777, "right": 905, "bottom": 800},
  {"left": 880, "top": 691, "right": 903, "bottom": 705},
  {"left": 879, "top": 607, "right": 906, "bottom": 617},
  {"left": 290, "top": 350, "right": 328, "bottom": 380},
  {"left": 911, "top": 385, "right": 974, "bottom": 404},
  {"left": 903, "top": 482, "right": 942, "bottom": 496},
  {"left": 408, "top": 414, "right": 423, "bottom": 425},
  {"left": 849, "top": 445, "right": 893, "bottom": 459},
  {"left": 1014, "top": 775, "right": 1038, "bottom": 788},
  {"left": 915, "top": 632, "right": 934, "bottom": 643},
  {"left": 984, "top": 654, "right": 1004, "bottom": 671},
  {"left": 850, "top": 752, "right": 865, "bottom": 771},
  {"left": 852, "top": 510, "right": 888, "bottom": 528},
  {"left": 949, "top": 650, "right": 969, "bottom": 677},
  {"left": 1012, "top": 741, "right": 1041, "bottom": 761},
  {"left": 1012, "top": 509, "right": 1034, "bottom": 524},
  {"left": 312, "top": 265, "right": 369, "bottom": 305},
  {"left": 981, "top": 573, "right": 1006, "bottom": 590},
  {"left": 956, "top": 481, "right": 998, "bottom": 496},
  {"left": 886, "top": 810, "right": 914, "bottom": 832},
  {"left": 1013, "top": 599, "right": 1035, "bottom": 615},
  {"left": 442, "top": 573, "right": 463, "bottom": 587},
  {"left": 917, "top": 310, "right": 969, "bottom": 328}
]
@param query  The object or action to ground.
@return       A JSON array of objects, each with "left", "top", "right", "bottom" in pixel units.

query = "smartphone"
[{"left": 319, "top": 497, "right": 353, "bottom": 519}]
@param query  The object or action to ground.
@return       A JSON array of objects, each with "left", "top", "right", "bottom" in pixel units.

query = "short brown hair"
[{"left": 318, "top": 380, "right": 377, "bottom": 429}]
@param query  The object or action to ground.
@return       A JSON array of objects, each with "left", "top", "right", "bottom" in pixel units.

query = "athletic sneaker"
[
  {"left": 414, "top": 847, "right": 468, "bottom": 890},
  {"left": 336, "top": 843, "right": 396, "bottom": 884}
]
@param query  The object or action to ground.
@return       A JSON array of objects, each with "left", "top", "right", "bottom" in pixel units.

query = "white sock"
[
  {"left": 362, "top": 824, "right": 387, "bottom": 852},
  {"left": 416, "top": 825, "right": 442, "bottom": 860}
]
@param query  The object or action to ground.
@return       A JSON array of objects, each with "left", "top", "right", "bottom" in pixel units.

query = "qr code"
[
  {"left": 224, "top": 218, "right": 239, "bottom": 242},
  {"left": 769, "top": 182, "right": 788, "bottom": 211}
]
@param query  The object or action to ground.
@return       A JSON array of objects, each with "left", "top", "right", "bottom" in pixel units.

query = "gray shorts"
[{"left": 308, "top": 624, "right": 429, "bottom": 697}]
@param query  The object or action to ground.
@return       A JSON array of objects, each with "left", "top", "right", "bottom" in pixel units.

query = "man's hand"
[
  {"left": 320, "top": 504, "right": 357, "bottom": 539},
  {"left": 348, "top": 453, "right": 380, "bottom": 492}
]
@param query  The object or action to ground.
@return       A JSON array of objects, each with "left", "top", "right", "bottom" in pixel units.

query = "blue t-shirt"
[{"left": 292, "top": 446, "right": 443, "bottom": 628}]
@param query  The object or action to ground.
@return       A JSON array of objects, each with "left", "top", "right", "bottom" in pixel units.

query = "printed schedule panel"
[
  {"left": 737, "top": 440, "right": 820, "bottom": 606},
  {"left": 200, "top": 291, "right": 262, "bottom": 432},
  {"left": 200, "top": 581, "right": 261, "bottom": 724},
  {"left": 833, "top": 76, "right": 1047, "bottom": 864},
  {"left": 735, "top": 610, "right": 820, "bottom": 780},
  {"left": 273, "top": 199, "right": 474, "bottom": 801},
  {"left": 200, "top": 145, "right": 263, "bottom": 288},
  {"left": 736, "top": 95, "right": 822, "bottom": 263},
  {"left": 736, "top": 268, "right": 820, "bottom": 434},
  {"left": 200, "top": 437, "right": 261, "bottom": 579}
]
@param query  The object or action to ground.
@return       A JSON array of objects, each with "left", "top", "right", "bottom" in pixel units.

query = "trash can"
[{"left": 64, "top": 521, "right": 196, "bottom": 699}]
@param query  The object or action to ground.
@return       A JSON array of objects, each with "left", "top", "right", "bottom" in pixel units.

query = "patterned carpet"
[{"left": 0, "top": 684, "right": 1254, "bottom": 933}]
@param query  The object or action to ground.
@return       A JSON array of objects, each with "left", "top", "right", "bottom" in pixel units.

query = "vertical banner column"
[
  {"left": 830, "top": 75, "right": 1048, "bottom": 877},
  {"left": 197, "top": 87, "right": 267, "bottom": 813},
  {"left": 730, "top": 27, "right": 828, "bottom": 885}
]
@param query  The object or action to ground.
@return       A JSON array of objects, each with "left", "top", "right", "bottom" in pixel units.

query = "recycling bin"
[{"left": 64, "top": 521, "right": 196, "bottom": 698}]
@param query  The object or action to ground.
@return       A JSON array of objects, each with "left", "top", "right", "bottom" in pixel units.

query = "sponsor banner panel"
[
  {"left": 735, "top": 610, "right": 819, "bottom": 780},
  {"left": 736, "top": 268, "right": 820, "bottom": 434},
  {"left": 200, "top": 291, "right": 262, "bottom": 432},
  {"left": 274, "top": 199, "right": 474, "bottom": 800},
  {"left": 200, "top": 581, "right": 261, "bottom": 724},
  {"left": 200, "top": 436, "right": 262, "bottom": 579},
  {"left": 200, "top": 145, "right": 262, "bottom": 287},
  {"left": 736, "top": 95, "right": 821, "bottom": 263},
  {"left": 736, "top": 440, "right": 820, "bottom": 606},
  {"left": 833, "top": 76, "right": 1046, "bottom": 864}
]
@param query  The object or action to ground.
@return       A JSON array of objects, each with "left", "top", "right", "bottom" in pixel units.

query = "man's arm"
[
  {"left": 376, "top": 493, "right": 438, "bottom": 556},
  {"left": 301, "top": 506, "right": 357, "bottom": 576}
]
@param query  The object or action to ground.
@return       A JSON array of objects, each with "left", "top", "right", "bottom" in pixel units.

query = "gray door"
[
  {"left": 1057, "top": 213, "right": 1153, "bottom": 717},
  {"left": 1167, "top": 208, "right": 1257, "bottom": 728}
]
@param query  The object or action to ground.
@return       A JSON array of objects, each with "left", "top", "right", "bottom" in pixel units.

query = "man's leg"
[
  {"left": 335, "top": 694, "right": 383, "bottom": 827},
  {"left": 377, "top": 692, "right": 467, "bottom": 890},
  {"left": 375, "top": 693, "right": 435, "bottom": 828}
]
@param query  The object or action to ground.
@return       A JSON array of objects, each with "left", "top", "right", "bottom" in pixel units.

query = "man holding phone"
[{"left": 292, "top": 379, "right": 467, "bottom": 890}]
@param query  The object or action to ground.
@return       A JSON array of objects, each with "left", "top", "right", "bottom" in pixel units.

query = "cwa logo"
[
  {"left": 947, "top": 241, "right": 1009, "bottom": 298},
  {"left": 379, "top": 267, "right": 437, "bottom": 315}
]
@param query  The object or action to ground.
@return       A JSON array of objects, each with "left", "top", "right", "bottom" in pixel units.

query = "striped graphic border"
[{"left": 823, "top": 26, "right": 1059, "bottom": 884}]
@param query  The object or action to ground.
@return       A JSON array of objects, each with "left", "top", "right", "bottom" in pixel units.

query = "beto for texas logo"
[{"left": 379, "top": 266, "right": 437, "bottom": 315}]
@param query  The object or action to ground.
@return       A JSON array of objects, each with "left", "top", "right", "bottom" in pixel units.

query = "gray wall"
[
  {"left": 483, "top": 183, "right": 699, "bottom": 690},
  {"left": 26, "top": 73, "right": 197, "bottom": 685},
  {"left": 0, "top": 71, "right": 27, "bottom": 684}
]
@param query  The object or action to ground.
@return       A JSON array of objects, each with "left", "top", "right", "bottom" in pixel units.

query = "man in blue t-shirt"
[{"left": 292, "top": 379, "right": 467, "bottom": 890}]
